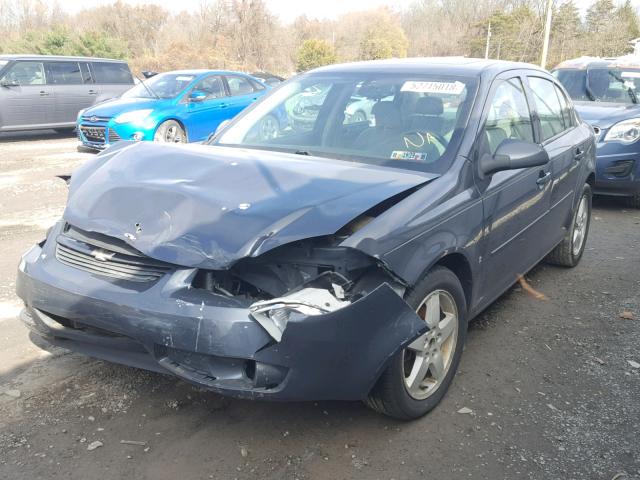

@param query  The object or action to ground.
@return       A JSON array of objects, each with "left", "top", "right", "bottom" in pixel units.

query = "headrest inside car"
[
  {"left": 372, "top": 101, "right": 402, "bottom": 129},
  {"left": 415, "top": 96, "right": 444, "bottom": 115}
]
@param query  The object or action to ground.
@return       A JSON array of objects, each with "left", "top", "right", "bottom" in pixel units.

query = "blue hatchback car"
[
  {"left": 77, "top": 70, "right": 268, "bottom": 149},
  {"left": 554, "top": 56, "right": 640, "bottom": 207}
]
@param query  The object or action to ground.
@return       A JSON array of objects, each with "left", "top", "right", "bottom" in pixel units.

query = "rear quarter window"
[{"left": 92, "top": 62, "right": 134, "bottom": 84}]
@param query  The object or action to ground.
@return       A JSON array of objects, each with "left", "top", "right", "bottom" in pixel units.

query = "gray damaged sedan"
[{"left": 17, "top": 58, "right": 595, "bottom": 419}]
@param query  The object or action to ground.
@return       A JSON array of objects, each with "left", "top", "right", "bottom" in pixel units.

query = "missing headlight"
[{"left": 249, "top": 287, "right": 351, "bottom": 341}]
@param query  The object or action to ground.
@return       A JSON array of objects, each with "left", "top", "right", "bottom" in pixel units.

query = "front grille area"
[
  {"left": 108, "top": 128, "right": 122, "bottom": 143},
  {"left": 55, "top": 238, "right": 171, "bottom": 282},
  {"left": 81, "top": 115, "right": 111, "bottom": 123},
  {"left": 79, "top": 125, "right": 106, "bottom": 143}
]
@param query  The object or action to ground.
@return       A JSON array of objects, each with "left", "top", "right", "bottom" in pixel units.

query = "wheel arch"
[
  {"left": 431, "top": 252, "right": 473, "bottom": 312},
  {"left": 154, "top": 117, "right": 189, "bottom": 142}
]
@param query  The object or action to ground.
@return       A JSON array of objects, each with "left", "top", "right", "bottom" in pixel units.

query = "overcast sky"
[{"left": 53, "top": 0, "right": 637, "bottom": 23}]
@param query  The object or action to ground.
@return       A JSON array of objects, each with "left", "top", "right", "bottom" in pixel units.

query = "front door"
[
  {"left": 181, "top": 75, "right": 229, "bottom": 141},
  {"left": 223, "top": 75, "right": 261, "bottom": 118},
  {"left": 477, "top": 74, "right": 553, "bottom": 304},
  {"left": 0, "top": 60, "right": 54, "bottom": 130}
]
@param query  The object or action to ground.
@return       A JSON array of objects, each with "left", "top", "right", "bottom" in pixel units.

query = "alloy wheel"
[
  {"left": 572, "top": 195, "right": 588, "bottom": 256},
  {"left": 403, "top": 289, "right": 458, "bottom": 400}
]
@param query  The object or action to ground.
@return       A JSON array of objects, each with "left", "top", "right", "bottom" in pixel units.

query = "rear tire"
[
  {"left": 365, "top": 266, "right": 468, "bottom": 420},
  {"left": 625, "top": 192, "right": 640, "bottom": 209},
  {"left": 546, "top": 184, "right": 592, "bottom": 267}
]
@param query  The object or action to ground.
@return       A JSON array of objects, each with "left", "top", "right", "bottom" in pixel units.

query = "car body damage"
[
  {"left": 17, "top": 139, "right": 434, "bottom": 401},
  {"left": 17, "top": 222, "right": 427, "bottom": 400},
  {"left": 64, "top": 141, "right": 437, "bottom": 270}
]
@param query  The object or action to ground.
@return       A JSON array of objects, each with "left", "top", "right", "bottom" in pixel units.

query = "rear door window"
[
  {"left": 45, "top": 62, "right": 83, "bottom": 85},
  {"left": 1, "top": 61, "right": 45, "bottom": 85},
  {"left": 528, "top": 76, "right": 566, "bottom": 141},
  {"left": 92, "top": 62, "right": 133, "bottom": 84},
  {"left": 483, "top": 77, "right": 534, "bottom": 155},
  {"left": 226, "top": 76, "right": 256, "bottom": 96}
]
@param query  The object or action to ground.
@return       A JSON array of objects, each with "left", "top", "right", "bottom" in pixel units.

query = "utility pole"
[
  {"left": 540, "top": 0, "right": 553, "bottom": 69},
  {"left": 484, "top": 23, "right": 492, "bottom": 59}
]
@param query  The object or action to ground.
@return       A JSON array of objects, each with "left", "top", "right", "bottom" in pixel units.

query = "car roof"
[
  {"left": 159, "top": 69, "right": 257, "bottom": 77},
  {"left": 309, "top": 57, "right": 544, "bottom": 77},
  {"left": 554, "top": 55, "right": 640, "bottom": 70},
  {"left": 0, "top": 54, "right": 127, "bottom": 63}
]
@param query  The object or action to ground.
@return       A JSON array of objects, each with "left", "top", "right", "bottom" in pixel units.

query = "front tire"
[
  {"left": 546, "top": 184, "right": 592, "bottom": 267},
  {"left": 365, "top": 266, "right": 468, "bottom": 420},
  {"left": 154, "top": 120, "right": 187, "bottom": 143}
]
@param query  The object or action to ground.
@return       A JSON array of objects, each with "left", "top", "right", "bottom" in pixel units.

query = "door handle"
[
  {"left": 39, "top": 91, "right": 49, "bottom": 96},
  {"left": 219, "top": 103, "right": 228, "bottom": 109},
  {"left": 536, "top": 171, "right": 552, "bottom": 187},
  {"left": 88, "top": 90, "right": 98, "bottom": 95},
  {"left": 574, "top": 147, "right": 585, "bottom": 161}
]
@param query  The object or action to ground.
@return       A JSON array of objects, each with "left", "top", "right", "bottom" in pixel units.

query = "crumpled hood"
[
  {"left": 84, "top": 97, "right": 163, "bottom": 118},
  {"left": 65, "top": 142, "right": 436, "bottom": 269},
  {"left": 574, "top": 101, "right": 640, "bottom": 129}
]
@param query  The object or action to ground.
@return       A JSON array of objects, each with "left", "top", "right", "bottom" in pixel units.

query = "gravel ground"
[{"left": 0, "top": 132, "right": 638, "bottom": 480}]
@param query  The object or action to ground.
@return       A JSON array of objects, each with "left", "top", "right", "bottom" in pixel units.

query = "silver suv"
[{"left": 0, "top": 55, "right": 134, "bottom": 133}]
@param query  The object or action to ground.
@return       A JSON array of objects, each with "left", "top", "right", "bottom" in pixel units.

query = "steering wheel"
[{"left": 400, "top": 130, "right": 449, "bottom": 157}]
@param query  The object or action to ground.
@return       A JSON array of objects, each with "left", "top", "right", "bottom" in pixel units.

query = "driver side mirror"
[
  {"left": 189, "top": 91, "right": 207, "bottom": 103},
  {"left": 0, "top": 79, "right": 19, "bottom": 87},
  {"left": 480, "top": 139, "right": 549, "bottom": 176}
]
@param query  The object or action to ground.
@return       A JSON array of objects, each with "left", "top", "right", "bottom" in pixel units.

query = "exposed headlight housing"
[
  {"left": 114, "top": 109, "right": 153, "bottom": 125},
  {"left": 250, "top": 287, "right": 349, "bottom": 342},
  {"left": 603, "top": 118, "right": 640, "bottom": 144}
]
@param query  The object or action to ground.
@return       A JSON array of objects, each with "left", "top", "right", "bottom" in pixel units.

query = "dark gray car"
[
  {"left": 0, "top": 55, "right": 134, "bottom": 133},
  {"left": 16, "top": 58, "right": 595, "bottom": 419}
]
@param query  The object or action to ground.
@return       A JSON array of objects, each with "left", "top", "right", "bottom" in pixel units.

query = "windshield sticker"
[
  {"left": 401, "top": 80, "right": 465, "bottom": 95},
  {"left": 391, "top": 151, "right": 428, "bottom": 161},
  {"left": 176, "top": 76, "right": 195, "bottom": 81},
  {"left": 621, "top": 71, "right": 640, "bottom": 78}
]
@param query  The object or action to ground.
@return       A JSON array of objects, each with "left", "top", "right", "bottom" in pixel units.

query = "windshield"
[
  {"left": 121, "top": 72, "right": 196, "bottom": 99},
  {"left": 213, "top": 72, "right": 478, "bottom": 173},
  {"left": 554, "top": 68, "right": 640, "bottom": 104},
  {"left": 0, "top": 60, "right": 8, "bottom": 70}
]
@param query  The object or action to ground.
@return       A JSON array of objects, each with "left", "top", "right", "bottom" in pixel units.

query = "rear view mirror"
[
  {"left": 189, "top": 91, "right": 207, "bottom": 103},
  {"left": 480, "top": 139, "right": 549, "bottom": 176}
]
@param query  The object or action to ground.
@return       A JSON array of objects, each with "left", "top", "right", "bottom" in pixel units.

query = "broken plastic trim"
[{"left": 249, "top": 287, "right": 350, "bottom": 342}]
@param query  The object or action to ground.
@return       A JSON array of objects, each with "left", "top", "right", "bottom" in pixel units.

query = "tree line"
[{"left": 0, "top": 0, "right": 638, "bottom": 77}]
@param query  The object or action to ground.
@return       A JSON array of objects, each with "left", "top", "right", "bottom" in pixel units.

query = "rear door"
[
  {"left": 477, "top": 73, "right": 553, "bottom": 302},
  {"left": 0, "top": 60, "right": 54, "bottom": 130},
  {"left": 223, "top": 75, "right": 263, "bottom": 118},
  {"left": 526, "top": 76, "right": 585, "bottom": 231},
  {"left": 91, "top": 61, "right": 134, "bottom": 102},
  {"left": 44, "top": 61, "right": 93, "bottom": 125},
  {"left": 180, "top": 74, "right": 229, "bottom": 141}
]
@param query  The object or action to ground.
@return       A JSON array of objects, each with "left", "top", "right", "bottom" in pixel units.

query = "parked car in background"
[
  {"left": 0, "top": 55, "right": 133, "bottom": 133},
  {"left": 76, "top": 69, "right": 268, "bottom": 149},
  {"left": 251, "top": 72, "right": 285, "bottom": 86},
  {"left": 18, "top": 58, "right": 594, "bottom": 420},
  {"left": 553, "top": 56, "right": 640, "bottom": 207}
]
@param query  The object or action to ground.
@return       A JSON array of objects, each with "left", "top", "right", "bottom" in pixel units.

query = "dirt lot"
[{"left": 0, "top": 132, "right": 638, "bottom": 480}]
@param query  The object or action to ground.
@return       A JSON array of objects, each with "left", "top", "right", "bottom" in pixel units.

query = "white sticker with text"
[{"left": 401, "top": 80, "right": 465, "bottom": 95}]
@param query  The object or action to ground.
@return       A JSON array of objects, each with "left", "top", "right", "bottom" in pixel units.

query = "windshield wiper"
[
  {"left": 609, "top": 71, "right": 638, "bottom": 104},
  {"left": 133, "top": 73, "right": 159, "bottom": 99}
]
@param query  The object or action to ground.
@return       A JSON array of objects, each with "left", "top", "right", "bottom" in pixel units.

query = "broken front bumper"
[{"left": 16, "top": 230, "right": 426, "bottom": 401}]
